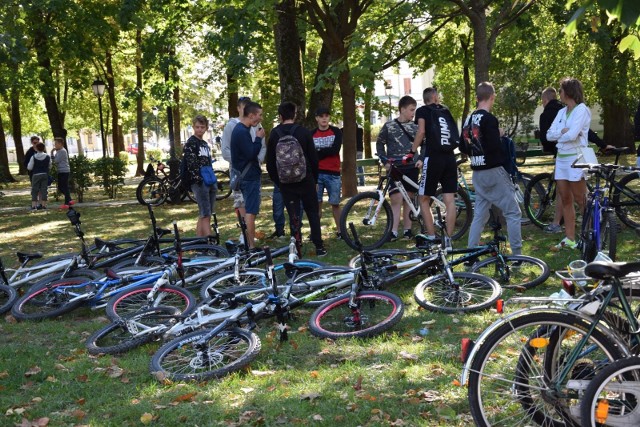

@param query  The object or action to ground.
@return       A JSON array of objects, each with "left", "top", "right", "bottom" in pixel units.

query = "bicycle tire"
[
  {"left": 111, "top": 256, "right": 167, "bottom": 271},
  {"left": 348, "top": 249, "right": 423, "bottom": 269},
  {"left": 136, "top": 177, "right": 168, "bottom": 206},
  {"left": 308, "top": 290, "right": 404, "bottom": 339},
  {"left": 413, "top": 272, "right": 501, "bottom": 313},
  {"left": 469, "top": 254, "right": 550, "bottom": 290},
  {"left": 524, "top": 172, "right": 556, "bottom": 229},
  {"left": 215, "top": 170, "right": 232, "bottom": 200},
  {"left": 580, "top": 355, "right": 640, "bottom": 427},
  {"left": 199, "top": 269, "right": 267, "bottom": 300},
  {"left": 11, "top": 277, "right": 93, "bottom": 320},
  {"left": 613, "top": 171, "right": 640, "bottom": 229},
  {"left": 106, "top": 283, "right": 197, "bottom": 322},
  {"left": 16, "top": 267, "right": 103, "bottom": 291},
  {"left": 86, "top": 306, "right": 181, "bottom": 355},
  {"left": 433, "top": 186, "right": 472, "bottom": 241},
  {"left": 467, "top": 311, "right": 625, "bottom": 427},
  {"left": 339, "top": 191, "right": 393, "bottom": 251},
  {"left": 150, "top": 326, "right": 261, "bottom": 381},
  {"left": 600, "top": 211, "right": 618, "bottom": 262},
  {"left": 0, "top": 283, "right": 17, "bottom": 315},
  {"left": 176, "top": 243, "right": 229, "bottom": 260}
]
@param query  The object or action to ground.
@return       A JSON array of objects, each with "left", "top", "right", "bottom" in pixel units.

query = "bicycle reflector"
[
  {"left": 562, "top": 279, "right": 576, "bottom": 296},
  {"left": 496, "top": 299, "right": 504, "bottom": 314},
  {"left": 595, "top": 399, "right": 609, "bottom": 424},
  {"left": 460, "top": 338, "right": 474, "bottom": 363}
]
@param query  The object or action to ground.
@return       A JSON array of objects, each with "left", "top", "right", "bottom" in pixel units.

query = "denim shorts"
[
  {"left": 191, "top": 182, "right": 217, "bottom": 218},
  {"left": 240, "top": 179, "right": 261, "bottom": 214},
  {"left": 317, "top": 173, "right": 341, "bottom": 205}
]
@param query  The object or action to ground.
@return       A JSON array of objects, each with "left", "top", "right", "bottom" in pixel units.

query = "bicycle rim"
[
  {"left": 413, "top": 272, "right": 501, "bottom": 313},
  {"left": 340, "top": 192, "right": 392, "bottom": 250}
]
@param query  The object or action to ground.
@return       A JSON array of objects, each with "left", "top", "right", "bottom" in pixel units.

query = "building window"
[{"left": 403, "top": 78, "right": 411, "bottom": 95}]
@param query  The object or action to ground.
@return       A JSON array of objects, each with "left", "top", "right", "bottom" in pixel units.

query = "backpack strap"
[{"left": 394, "top": 119, "right": 415, "bottom": 143}]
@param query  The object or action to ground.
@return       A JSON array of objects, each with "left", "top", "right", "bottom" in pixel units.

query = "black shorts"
[
  {"left": 419, "top": 155, "right": 457, "bottom": 196},
  {"left": 390, "top": 165, "right": 419, "bottom": 195}
]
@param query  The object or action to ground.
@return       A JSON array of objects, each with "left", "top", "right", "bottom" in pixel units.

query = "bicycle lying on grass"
[{"left": 339, "top": 154, "right": 472, "bottom": 250}]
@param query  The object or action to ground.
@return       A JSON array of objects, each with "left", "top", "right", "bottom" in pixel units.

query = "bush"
[
  {"left": 145, "top": 148, "right": 163, "bottom": 162},
  {"left": 118, "top": 151, "right": 131, "bottom": 165},
  {"left": 94, "top": 156, "right": 127, "bottom": 199},
  {"left": 69, "top": 156, "right": 95, "bottom": 203}
]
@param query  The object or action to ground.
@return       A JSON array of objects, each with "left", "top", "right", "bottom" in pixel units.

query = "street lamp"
[
  {"left": 91, "top": 79, "right": 107, "bottom": 157},
  {"left": 152, "top": 106, "right": 159, "bottom": 145}
]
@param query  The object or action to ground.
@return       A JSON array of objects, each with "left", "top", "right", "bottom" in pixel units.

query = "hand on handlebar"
[{"left": 402, "top": 151, "right": 415, "bottom": 165}]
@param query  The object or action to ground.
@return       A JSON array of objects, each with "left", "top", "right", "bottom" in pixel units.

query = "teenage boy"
[
  {"left": 376, "top": 96, "right": 419, "bottom": 240},
  {"left": 53, "top": 137, "right": 73, "bottom": 209},
  {"left": 266, "top": 101, "right": 326, "bottom": 256},
  {"left": 230, "top": 101, "right": 266, "bottom": 250},
  {"left": 184, "top": 115, "right": 217, "bottom": 237},
  {"left": 25, "top": 136, "right": 40, "bottom": 182},
  {"left": 461, "top": 82, "right": 522, "bottom": 255},
  {"left": 411, "top": 87, "right": 458, "bottom": 248},
  {"left": 312, "top": 107, "right": 342, "bottom": 237}
]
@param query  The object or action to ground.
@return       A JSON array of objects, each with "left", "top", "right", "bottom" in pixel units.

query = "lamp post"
[
  {"left": 91, "top": 79, "right": 107, "bottom": 157},
  {"left": 152, "top": 106, "right": 159, "bottom": 144},
  {"left": 384, "top": 80, "right": 393, "bottom": 121}
]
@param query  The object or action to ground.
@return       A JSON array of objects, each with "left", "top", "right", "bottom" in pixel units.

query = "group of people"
[
  {"left": 184, "top": 98, "right": 345, "bottom": 256},
  {"left": 183, "top": 75, "right": 614, "bottom": 257},
  {"left": 24, "top": 136, "right": 74, "bottom": 211}
]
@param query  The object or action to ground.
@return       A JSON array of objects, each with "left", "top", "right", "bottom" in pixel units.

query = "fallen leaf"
[
  {"left": 24, "top": 366, "right": 42, "bottom": 377},
  {"left": 312, "top": 414, "right": 323, "bottom": 421},
  {"left": 140, "top": 412, "right": 154, "bottom": 425},
  {"left": 31, "top": 397, "right": 43, "bottom": 403},
  {"left": 174, "top": 392, "right": 196, "bottom": 402},
  {"left": 309, "top": 371, "right": 319, "bottom": 378},
  {"left": 251, "top": 370, "right": 275, "bottom": 376},
  {"left": 398, "top": 351, "right": 419, "bottom": 361},
  {"left": 54, "top": 364, "right": 68, "bottom": 371},
  {"left": 452, "top": 379, "right": 461, "bottom": 387},
  {"left": 0, "top": 371, "right": 8, "bottom": 378},
  {"left": 353, "top": 375, "right": 363, "bottom": 391},
  {"left": 45, "top": 376, "right": 57, "bottom": 382},
  {"left": 77, "top": 398, "right": 86, "bottom": 405},
  {"left": 300, "top": 393, "right": 321, "bottom": 402},
  {"left": 72, "top": 409, "right": 86, "bottom": 420},
  {"left": 76, "top": 374, "right": 88, "bottom": 383},
  {"left": 240, "top": 387, "right": 254, "bottom": 394},
  {"left": 4, "top": 314, "right": 17, "bottom": 324}
]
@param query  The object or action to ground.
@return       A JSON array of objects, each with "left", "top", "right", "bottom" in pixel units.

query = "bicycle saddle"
[
  {"left": 585, "top": 260, "right": 640, "bottom": 280},
  {"left": 94, "top": 238, "right": 120, "bottom": 252},
  {"left": 17, "top": 252, "right": 43, "bottom": 263},
  {"left": 155, "top": 227, "right": 172, "bottom": 237}
]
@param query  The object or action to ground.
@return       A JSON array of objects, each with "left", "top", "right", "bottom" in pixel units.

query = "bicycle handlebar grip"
[
  {"left": 172, "top": 221, "right": 182, "bottom": 252},
  {"left": 263, "top": 246, "right": 273, "bottom": 266},
  {"left": 348, "top": 222, "right": 362, "bottom": 248}
]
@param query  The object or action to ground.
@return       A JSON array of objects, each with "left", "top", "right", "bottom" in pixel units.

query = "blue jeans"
[
  {"left": 356, "top": 151, "right": 365, "bottom": 186},
  {"left": 273, "top": 185, "right": 285, "bottom": 234}
]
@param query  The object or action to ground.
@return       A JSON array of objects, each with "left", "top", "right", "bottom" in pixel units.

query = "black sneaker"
[
  {"left": 388, "top": 231, "right": 399, "bottom": 242},
  {"left": 336, "top": 232, "right": 343, "bottom": 240},
  {"left": 315, "top": 246, "right": 328, "bottom": 257},
  {"left": 268, "top": 230, "right": 285, "bottom": 239},
  {"left": 403, "top": 230, "right": 413, "bottom": 239}
]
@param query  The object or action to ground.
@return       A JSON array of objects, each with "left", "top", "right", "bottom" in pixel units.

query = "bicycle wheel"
[
  {"left": 524, "top": 172, "right": 556, "bottom": 229},
  {"left": 469, "top": 254, "right": 550, "bottom": 290},
  {"left": 290, "top": 267, "right": 353, "bottom": 307},
  {"left": 348, "top": 249, "right": 423, "bottom": 269},
  {"left": 215, "top": 170, "right": 232, "bottom": 200},
  {"left": 433, "top": 186, "right": 472, "bottom": 240},
  {"left": 308, "top": 290, "right": 404, "bottom": 339},
  {"left": 199, "top": 269, "right": 267, "bottom": 300},
  {"left": 514, "top": 173, "right": 533, "bottom": 226},
  {"left": 580, "top": 355, "right": 640, "bottom": 427},
  {"left": 86, "top": 306, "right": 180, "bottom": 355},
  {"left": 613, "top": 171, "right": 640, "bottom": 229},
  {"left": 600, "top": 211, "right": 618, "bottom": 262},
  {"left": 177, "top": 244, "right": 229, "bottom": 260},
  {"left": 11, "top": 277, "right": 93, "bottom": 320},
  {"left": 106, "top": 284, "right": 197, "bottom": 321},
  {"left": 150, "top": 326, "right": 261, "bottom": 381},
  {"left": 0, "top": 283, "right": 17, "bottom": 315},
  {"left": 581, "top": 205, "right": 598, "bottom": 262},
  {"left": 136, "top": 177, "right": 168, "bottom": 206},
  {"left": 413, "top": 272, "right": 501, "bottom": 313},
  {"left": 339, "top": 191, "right": 393, "bottom": 251},
  {"left": 467, "top": 311, "right": 625, "bottom": 427}
]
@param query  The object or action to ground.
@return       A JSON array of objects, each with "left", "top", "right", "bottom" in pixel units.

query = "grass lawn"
[{"left": 0, "top": 160, "right": 638, "bottom": 426}]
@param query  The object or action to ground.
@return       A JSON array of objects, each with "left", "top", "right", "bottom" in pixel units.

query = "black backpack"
[
  {"left": 425, "top": 104, "right": 460, "bottom": 153},
  {"left": 501, "top": 136, "right": 518, "bottom": 176}
]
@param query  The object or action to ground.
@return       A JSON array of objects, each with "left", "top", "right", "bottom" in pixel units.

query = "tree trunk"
[
  {"left": 227, "top": 73, "right": 238, "bottom": 118},
  {"left": 106, "top": 51, "right": 122, "bottom": 157},
  {"left": 339, "top": 67, "right": 358, "bottom": 197},
  {"left": 173, "top": 87, "right": 181, "bottom": 149},
  {"left": 461, "top": 34, "right": 472, "bottom": 123},
  {"left": 0, "top": 110, "right": 16, "bottom": 183},
  {"left": 274, "top": 0, "right": 306, "bottom": 120},
  {"left": 471, "top": 16, "right": 490, "bottom": 85},
  {"left": 10, "top": 88, "right": 26, "bottom": 175},
  {"left": 304, "top": 42, "right": 336, "bottom": 128},
  {"left": 135, "top": 29, "right": 145, "bottom": 175},
  {"left": 363, "top": 85, "right": 373, "bottom": 158}
]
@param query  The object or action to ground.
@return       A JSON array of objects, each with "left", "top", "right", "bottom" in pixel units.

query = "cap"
[{"left": 315, "top": 107, "right": 330, "bottom": 116}]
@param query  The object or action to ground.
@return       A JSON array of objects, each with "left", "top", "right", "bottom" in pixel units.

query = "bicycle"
[
  {"left": 580, "top": 355, "right": 640, "bottom": 426},
  {"left": 524, "top": 147, "right": 636, "bottom": 230},
  {"left": 461, "top": 258, "right": 640, "bottom": 426},
  {"left": 349, "top": 209, "right": 549, "bottom": 291},
  {"left": 339, "top": 154, "right": 472, "bottom": 250},
  {"left": 136, "top": 157, "right": 231, "bottom": 206},
  {"left": 572, "top": 159, "right": 637, "bottom": 262}
]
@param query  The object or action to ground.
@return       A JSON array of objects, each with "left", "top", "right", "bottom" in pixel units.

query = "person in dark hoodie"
[
  {"left": 27, "top": 142, "right": 50, "bottom": 211},
  {"left": 24, "top": 136, "right": 40, "bottom": 183},
  {"left": 461, "top": 82, "right": 522, "bottom": 256},
  {"left": 266, "top": 101, "right": 326, "bottom": 256}
]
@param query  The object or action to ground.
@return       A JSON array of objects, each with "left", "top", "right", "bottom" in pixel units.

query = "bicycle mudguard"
[{"left": 459, "top": 306, "right": 632, "bottom": 387}]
